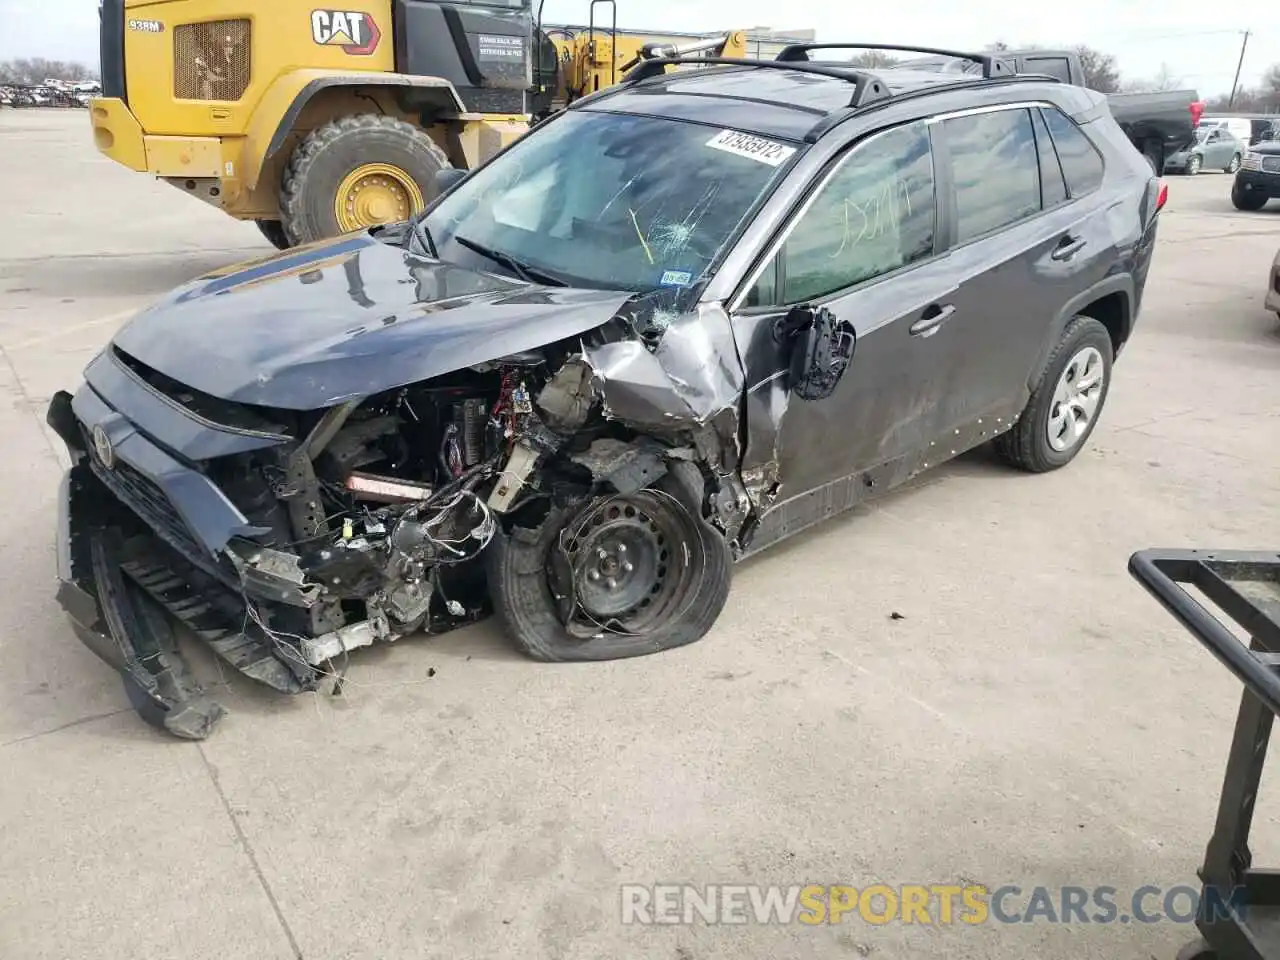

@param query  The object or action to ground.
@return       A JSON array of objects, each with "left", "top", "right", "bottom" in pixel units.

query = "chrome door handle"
[
  {"left": 1052, "top": 236, "right": 1088, "bottom": 261},
  {"left": 910, "top": 303, "right": 956, "bottom": 337}
]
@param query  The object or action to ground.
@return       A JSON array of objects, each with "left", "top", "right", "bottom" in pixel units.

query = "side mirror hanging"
[{"left": 774, "top": 304, "right": 857, "bottom": 402}]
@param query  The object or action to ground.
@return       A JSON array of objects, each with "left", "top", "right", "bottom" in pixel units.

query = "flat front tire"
[
  {"left": 487, "top": 464, "right": 732, "bottom": 662},
  {"left": 995, "top": 316, "right": 1114, "bottom": 473}
]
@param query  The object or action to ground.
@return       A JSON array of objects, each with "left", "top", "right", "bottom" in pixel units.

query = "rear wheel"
[
  {"left": 1232, "top": 183, "right": 1269, "bottom": 211},
  {"left": 995, "top": 316, "right": 1113, "bottom": 473},
  {"left": 1141, "top": 140, "right": 1163, "bottom": 176},
  {"left": 279, "top": 114, "right": 452, "bottom": 246},
  {"left": 1186, "top": 154, "right": 1203, "bottom": 176},
  {"left": 487, "top": 465, "right": 732, "bottom": 662}
]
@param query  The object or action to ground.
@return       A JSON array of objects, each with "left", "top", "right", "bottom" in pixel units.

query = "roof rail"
[
  {"left": 775, "top": 43, "right": 1014, "bottom": 80},
  {"left": 623, "top": 56, "right": 893, "bottom": 108}
]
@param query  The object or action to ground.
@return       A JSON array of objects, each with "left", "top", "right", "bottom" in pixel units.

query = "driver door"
[{"left": 729, "top": 120, "right": 963, "bottom": 551}]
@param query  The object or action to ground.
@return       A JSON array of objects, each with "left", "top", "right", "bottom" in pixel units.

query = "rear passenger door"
[{"left": 928, "top": 102, "right": 1114, "bottom": 433}]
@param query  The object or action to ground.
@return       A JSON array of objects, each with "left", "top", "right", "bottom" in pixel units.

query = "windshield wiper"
[
  {"left": 453, "top": 234, "right": 567, "bottom": 286},
  {"left": 405, "top": 211, "right": 439, "bottom": 259}
]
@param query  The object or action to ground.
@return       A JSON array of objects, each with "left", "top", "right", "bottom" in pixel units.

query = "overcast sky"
[{"left": 2, "top": 0, "right": 1268, "bottom": 98}]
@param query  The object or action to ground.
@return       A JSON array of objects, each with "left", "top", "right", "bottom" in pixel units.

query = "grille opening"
[
  {"left": 174, "top": 19, "right": 251, "bottom": 101},
  {"left": 112, "top": 346, "right": 295, "bottom": 437}
]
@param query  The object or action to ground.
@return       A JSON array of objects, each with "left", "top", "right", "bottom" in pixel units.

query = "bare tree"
[
  {"left": 847, "top": 50, "right": 900, "bottom": 68},
  {"left": 1072, "top": 45, "right": 1120, "bottom": 93},
  {"left": 1123, "top": 62, "right": 1185, "bottom": 93},
  {"left": 0, "top": 59, "right": 96, "bottom": 84}
]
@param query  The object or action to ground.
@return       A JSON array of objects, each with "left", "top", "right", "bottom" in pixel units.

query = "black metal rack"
[
  {"left": 773, "top": 42, "right": 1014, "bottom": 80},
  {"left": 1129, "top": 549, "right": 1280, "bottom": 960}
]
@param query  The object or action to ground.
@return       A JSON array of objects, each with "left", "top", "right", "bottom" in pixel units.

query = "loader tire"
[
  {"left": 255, "top": 219, "right": 291, "bottom": 250},
  {"left": 279, "top": 114, "right": 452, "bottom": 246}
]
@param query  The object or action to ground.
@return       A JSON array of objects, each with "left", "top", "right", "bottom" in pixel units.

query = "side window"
[
  {"left": 1040, "top": 106, "right": 1105, "bottom": 197},
  {"left": 748, "top": 121, "right": 936, "bottom": 307},
  {"left": 946, "top": 108, "right": 1041, "bottom": 242},
  {"left": 1024, "top": 57, "right": 1073, "bottom": 84},
  {"left": 1031, "top": 108, "right": 1068, "bottom": 209}
]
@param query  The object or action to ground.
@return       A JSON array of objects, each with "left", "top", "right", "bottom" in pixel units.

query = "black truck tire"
[
  {"left": 280, "top": 114, "right": 452, "bottom": 246},
  {"left": 487, "top": 465, "right": 733, "bottom": 662},
  {"left": 995, "top": 316, "right": 1113, "bottom": 473},
  {"left": 1141, "top": 140, "right": 1164, "bottom": 177},
  {"left": 1232, "top": 183, "right": 1269, "bottom": 211}
]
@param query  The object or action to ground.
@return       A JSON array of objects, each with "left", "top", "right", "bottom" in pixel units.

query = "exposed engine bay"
[{"left": 225, "top": 352, "right": 594, "bottom": 662}]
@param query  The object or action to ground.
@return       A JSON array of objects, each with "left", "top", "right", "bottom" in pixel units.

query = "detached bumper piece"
[
  {"left": 1129, "top": 550, "right": 1280, "bottom": 960},
  {"left": 49, "top": 391, "right": 316, "bottom": 739}
]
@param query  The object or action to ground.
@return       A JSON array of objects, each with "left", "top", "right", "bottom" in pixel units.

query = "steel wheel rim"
[
  {"left": 334, "top": 162, "right": 424, "bottom": 232},
  {"left": 1047, "top": 345, "right": 1105, "bottom": 453},
  {"left": 557, "top": 490, "right": 700, "bottom": 636}
]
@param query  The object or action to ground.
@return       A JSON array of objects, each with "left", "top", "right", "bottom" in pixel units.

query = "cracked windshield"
[{"left": 425, "top": 109, "right": 799, "bottom": 291}]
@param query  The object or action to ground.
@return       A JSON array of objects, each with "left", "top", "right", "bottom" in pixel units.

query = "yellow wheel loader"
[{"left": 90, "top": 0, "right": 745, "bottom": 246}]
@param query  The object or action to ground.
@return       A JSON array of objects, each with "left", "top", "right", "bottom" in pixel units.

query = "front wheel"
[
  {"left": 1226, "top": 153, "right": 1242, "bottom": 174},
  {"left": 487, "top": 465, "right": 733, "bottom": 662},
  {"left": 1232, "top": 183, "right": 1269, "bottom": 211},
  {"left": 1186, "top": 154, "right": 1203, "bottom": 176},
  {"left": 995, "top": 316, "right": 1113, "bottom": 473},
  {"left": 254, "top": 219, "right": 290, "bottom": 250}
]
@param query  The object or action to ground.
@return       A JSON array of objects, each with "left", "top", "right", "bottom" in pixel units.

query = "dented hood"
[{"left": 110, "top": 232, "right": 632, "bottom": 410}]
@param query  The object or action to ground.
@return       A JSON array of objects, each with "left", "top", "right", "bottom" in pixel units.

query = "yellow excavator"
[{"left": 89, "top": 0, "right": 747, "bottom": 247}]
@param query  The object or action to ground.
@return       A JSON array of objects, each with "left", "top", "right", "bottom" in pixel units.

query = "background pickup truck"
[{"left": 903, "top": 48, "right": 1202, "bottom": 174}]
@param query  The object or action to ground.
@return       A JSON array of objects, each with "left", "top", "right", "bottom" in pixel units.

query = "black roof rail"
[
  {"left": 775, "top": 43, "right": 1014, "bottom": 80},
  {"left": 623, "top": 56, "right": 893, "bottom": 108}
]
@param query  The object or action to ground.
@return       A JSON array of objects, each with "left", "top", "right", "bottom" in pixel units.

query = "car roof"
[{"left": 581, "top": 60, "right": 1052, "bottom": 142}]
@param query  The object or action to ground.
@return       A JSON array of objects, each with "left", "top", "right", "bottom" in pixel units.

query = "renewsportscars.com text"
[{"left": 620, "top": 884, "right": 1245, "bottom": 926}]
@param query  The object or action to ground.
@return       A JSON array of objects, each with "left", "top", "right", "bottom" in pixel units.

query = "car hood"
[
  {"left": 1251, "top": 142, "right": 1280, "bottom": 156},
  {"left": 110, "top": 231, "right": 635, "bottom": 410}
]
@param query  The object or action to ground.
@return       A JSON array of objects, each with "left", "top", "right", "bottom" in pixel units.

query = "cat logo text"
[{"left": 311, "top": 10, "right": 381, "bottom": 56}]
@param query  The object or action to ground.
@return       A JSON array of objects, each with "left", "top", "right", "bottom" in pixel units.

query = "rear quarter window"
[{"left": 1040, "top": 107, "right": 1105, "bottom": 197}]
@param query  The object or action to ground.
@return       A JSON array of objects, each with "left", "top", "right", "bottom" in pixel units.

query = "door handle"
[
  {"left": 909, "top": 303, "right": 955, "bottom": 338},
  {"left": 1051, "top": 235, "right": 1088, "bottom": 261}
]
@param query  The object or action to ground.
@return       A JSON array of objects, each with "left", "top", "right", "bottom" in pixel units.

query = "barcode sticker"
[{"left": 705, "top": 129, "right": 797, "bottom": 167}]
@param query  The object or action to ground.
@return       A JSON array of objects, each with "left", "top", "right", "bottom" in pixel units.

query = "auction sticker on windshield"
[{"left": 705, "top": 130, "right": 797, "bottom": 167}]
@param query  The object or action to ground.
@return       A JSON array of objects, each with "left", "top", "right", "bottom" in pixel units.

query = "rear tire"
[
  {"left": 487, "top": 465, "right": 732, "bottom": 662},
  {"left": 255, "top": 219, "right": 290, "bottom": 250},
  {"left": 995, "top": 316, "right": 1113, "bottom": 473},
  {"left": 1141, "top": 140, "right": 1163, "bottom": 176},
  {"left": 1232, "top": 183, "right": 1269, "bottom": 211},
  {"left": 279, "top": 114, "right": 452, "bottom": 246}
]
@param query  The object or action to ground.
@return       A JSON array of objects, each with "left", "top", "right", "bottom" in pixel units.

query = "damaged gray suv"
[{"left": 48, "top": 44, "right": 1164, "bottom": 737}]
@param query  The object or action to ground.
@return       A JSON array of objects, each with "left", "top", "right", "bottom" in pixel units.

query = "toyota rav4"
[{"left": 47, "top": 44, "right": 1165, "bottom": 737}]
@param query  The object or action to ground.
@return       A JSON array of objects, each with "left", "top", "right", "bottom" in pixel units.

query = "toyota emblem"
[{"left": 92, "top": 424, "right": 115, "bottom": 469}]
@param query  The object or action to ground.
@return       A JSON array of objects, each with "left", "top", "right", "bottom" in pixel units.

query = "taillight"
[
  {"left": 1190, "top": 100, "right": 1205, "bottom": 127},
  {"left": 1156, "top": 181, "right": 1168, "bottom": 213}
]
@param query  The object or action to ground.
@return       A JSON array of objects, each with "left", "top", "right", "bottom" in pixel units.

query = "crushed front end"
[
  {"left": 48, "top": 346, "right": 541, "bottom": 738},
  {"left": 48, "top": 300, "right": 748, "bottom": 739}
]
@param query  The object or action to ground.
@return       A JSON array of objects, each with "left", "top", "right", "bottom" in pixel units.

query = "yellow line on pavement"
[{"left": 3, "top": 308, "right": 138, "bottom": 351}]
